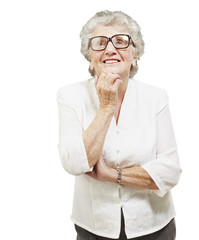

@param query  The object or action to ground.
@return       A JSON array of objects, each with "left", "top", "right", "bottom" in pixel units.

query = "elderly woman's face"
[{"left": 89, "top": 25, "right": 135, "bottom": 79}]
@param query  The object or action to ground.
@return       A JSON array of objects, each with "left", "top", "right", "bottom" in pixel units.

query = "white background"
[{"left": 0, "top": 0, "right": 198, "bottom": 239}]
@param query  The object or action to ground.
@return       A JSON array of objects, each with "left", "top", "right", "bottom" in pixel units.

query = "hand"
[
  {"left": 85, "top": 155, "right": 114, "bottom": 182},
  {"left": 95, "top": 73, "right": 122, "bottom": 112}
]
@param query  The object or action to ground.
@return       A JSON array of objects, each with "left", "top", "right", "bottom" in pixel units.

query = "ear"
[
  {"left": 89, "top": 61, "right": 94, "bottom": 71},
  {"left": 132, "top": 58, "right": 137, "bottom": 67}
]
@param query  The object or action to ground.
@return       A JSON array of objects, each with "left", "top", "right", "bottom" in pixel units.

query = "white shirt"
[{"left": 57, "top": 78, "right": 181, "bottom": 239}]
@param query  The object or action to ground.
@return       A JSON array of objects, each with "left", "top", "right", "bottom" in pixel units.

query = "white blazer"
[{"left": 57, "top": 78, "right": 181, "bottom": 239}]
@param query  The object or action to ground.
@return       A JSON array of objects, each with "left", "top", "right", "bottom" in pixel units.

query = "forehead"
[{"left": 92, "top": 25, "right": 129, "bottom": 37}]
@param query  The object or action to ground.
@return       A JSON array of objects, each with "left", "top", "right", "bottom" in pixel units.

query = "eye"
[
  {"left": 97, "top": 39, "right": 107, "bottom": 46},
  {"left": 113, "top": 36, "right": 129, "bottom": 47},
  {"left": 91, "top": 37, "right": 107, "bottom": 49},
  {"left": 116, "top": 39, "right": 124, "bottom": 45}
]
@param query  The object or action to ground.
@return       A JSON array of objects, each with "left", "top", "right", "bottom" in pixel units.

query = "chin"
[{"left": 102, "top": 66, "right": 120, "bottom": 74}]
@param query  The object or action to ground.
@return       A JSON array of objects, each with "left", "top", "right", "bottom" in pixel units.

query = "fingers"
[
  {"left": 111, "top": 78, "right": 123, "bottom": 92},
  {"left": 95, "top": 72, "right": 122, "bottom": 111},
  {"left": 96, "top": 72, "right": 121, "bottom": 88},
  {"left": 96, "top": 72, "right": 122, "bottom": 94},
  {"left": 85, "top": 172, "right": 93, "bottom": 177},
  {"left": 85, "top": 170, "right": 96, "bottom": 178}
]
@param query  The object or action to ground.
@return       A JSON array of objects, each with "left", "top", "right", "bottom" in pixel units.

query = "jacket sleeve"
[
  {"left": 142, "top": 91, "right": 182, "bottom": 197},
  {"left": 57, "top": 88, "right": 93, "bottom": 176}
]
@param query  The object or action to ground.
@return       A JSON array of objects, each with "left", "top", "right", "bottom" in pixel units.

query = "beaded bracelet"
[{"left": 116, "top": 166, "right": 122, "bottom": 184}]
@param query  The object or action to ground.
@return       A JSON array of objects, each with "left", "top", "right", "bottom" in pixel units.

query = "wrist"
[
  {"left": 99, "top": 105, "right": 115, "bottom": 116},
  {"left": 108, "top": 167, "right": 118, "bottom": 183}
]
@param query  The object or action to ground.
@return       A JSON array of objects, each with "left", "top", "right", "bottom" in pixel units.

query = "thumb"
[{"left": 112, "top": 78, "right": 123, "bottom": 91}]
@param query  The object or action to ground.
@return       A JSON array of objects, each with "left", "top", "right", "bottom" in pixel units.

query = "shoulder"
[
  {"left": 133, "top": 79, "right": 169, "bottom": 114},
  {"left": 57, "top": 79, "right": 93, "bottom": 99},
  {"left": 57, "top": 78, "right": 94, "bottom": 105},
  {"left": 133, "top": 79, "right": 167, "bottom": 99}
]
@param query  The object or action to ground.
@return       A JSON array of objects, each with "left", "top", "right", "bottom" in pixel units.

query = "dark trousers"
[{"left": 75, "top": 209, "right": 176, "bottom": 240}]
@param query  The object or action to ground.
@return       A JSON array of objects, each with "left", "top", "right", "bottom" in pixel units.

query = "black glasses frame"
[{"left": 89, "top": 34, "right": 136, "bottom": 51}]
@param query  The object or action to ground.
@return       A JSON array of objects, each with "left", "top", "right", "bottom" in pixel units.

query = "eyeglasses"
[{"left": 89, "top": 34, "right": 136, "bottom": 51}]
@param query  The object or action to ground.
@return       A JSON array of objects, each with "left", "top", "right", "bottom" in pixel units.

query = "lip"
[{"left": 103, "top": 58, "right": 121, "bottom": 64}]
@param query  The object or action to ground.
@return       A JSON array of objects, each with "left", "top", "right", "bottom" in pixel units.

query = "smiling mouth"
[{"left": 103, "top": 59, "right": 121, "bottom": 64}]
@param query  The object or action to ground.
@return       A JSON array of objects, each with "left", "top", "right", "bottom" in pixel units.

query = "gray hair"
[{"left": 80, "top": 10, "right": 145, "bottom": 78}]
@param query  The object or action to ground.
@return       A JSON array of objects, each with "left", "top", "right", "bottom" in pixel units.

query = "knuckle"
[{"left": 110, "top": 87, "right": 117, "bottom": 94}]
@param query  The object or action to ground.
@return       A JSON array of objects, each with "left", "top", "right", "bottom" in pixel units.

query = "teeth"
[{"left": 104, "top": 60, "right": 119, "bottom": 63}]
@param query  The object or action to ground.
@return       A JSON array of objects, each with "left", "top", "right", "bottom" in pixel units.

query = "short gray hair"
[{"left": 80, "top": 10, "right": 145, "bottom": 78}]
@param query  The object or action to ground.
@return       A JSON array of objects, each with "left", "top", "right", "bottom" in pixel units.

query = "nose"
[{"left": 104, "top": 41, "right": 117, "bottom": 54}]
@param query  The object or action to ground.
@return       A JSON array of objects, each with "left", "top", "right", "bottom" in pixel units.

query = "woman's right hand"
[{"left": 95, "top": 72, "right": 122, "bottom": 112}]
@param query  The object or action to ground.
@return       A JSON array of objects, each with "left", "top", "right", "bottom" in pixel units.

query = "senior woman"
[{"left": 57, "top": 10, "right": 181, "bottom": 240}]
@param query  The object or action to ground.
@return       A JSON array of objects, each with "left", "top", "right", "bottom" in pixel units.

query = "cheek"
[
  {"left": 124, "top": 54, "right": 133, "bottom": 65},
  {"left": 91, "top": 54, "right": 103, "bottom": 68},
  {"left": 125, "top": 47, "right": 135, "bottom": 61},
  {"left": 126, "top": 53, "right": 134, "bottom": 65}
]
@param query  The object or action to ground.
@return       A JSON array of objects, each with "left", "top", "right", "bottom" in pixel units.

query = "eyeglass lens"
[{"left": 91, "top": 35, "right": 130, "bottom": 51}]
